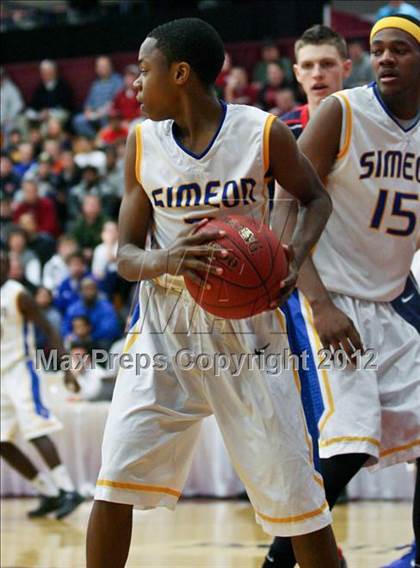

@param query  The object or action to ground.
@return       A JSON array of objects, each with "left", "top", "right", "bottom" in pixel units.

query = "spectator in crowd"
[
  {"left": 4, "top": 128, "right": 23, "bottom": 161},
  {"left": 344, "top": 39, "right": 375, "bottom": 88},
  {"left": 8, "top": 252, "right": 37, "bottom": 294},
  {"left": 7, "top": 227, "right": 41, "bottom": 287},
  {"left": 63, "top": 277, "right": 121, "bottom": 349},
  {"left": 12, "top": 142, "right": 37, "bottom": 180},
  {"left": 92, "top": 221, "right": 118, "bottom": 280},
  {"left": 43, "top": 234, "right": 77, "bottom": 291},
  {"left": 28, "top": 125, "right": 44, "bottom": 156},
  {"left": 27, "top": 60, "right": 73, "bottom": 125},
  {"left": 269, "top": 87, "right": 297, "bottom": 116},
  {"left": 56, "top": 150, "right": 82, "bottom": 191},
  {"left": 66, "top": 315, "right": 93, "bottom": 346},
  {"left": 43, "top": 117, "right": 72, "bottom": 150},
  {"left": 72, "top": 56, "right": 123, "bottom": 138},
  {"left": 42, "top": 138, "right": 65, "bottom": 174},
  {"left": 0, "top": 68, "right": 24, "bottom": 130},
  {"left": 215, "top": 52, "right": 232, "bottom": 97},
  {"left": 71, "top": 194, "right": 108, "bottom": 259},
  {"left": 1, "top": 153, "right": 20, "bottom": 198},
  {"left": 253, "top": 41, "right": 294, "bottom": 86},
  {"left": 111, "top": 64, "right": 141, "bottom": 124},
  {"left": 72, "top": 136, "right": 106, "bottom": 172},
  {"left": 69, "top": 167, "right": 117, "bottom": 220},
  {"left": 24, "top": 152, "right": 59, "bottom": 197},
  {"left": 13, "top": 179, "right": 60, "bottom": 237},
  {"left": 34, "top": 286, "right": 62, "bottom": 350},
  {"left": 376, "top": 0, "right": 420, "bottom": 19},
  {"left": 96, "top": 109, "right": 128, "bottom": 147},
  {"left": 54, "top": 251, "right": 91, "bottom": 313},
  {"left": 68, "top": 340, "right": 109, "bottom": 401},
  {"left": 258, "top": 62, "right": 291, "bottom": 110},
  {"left": 0, "top": 193, "right": 13, "bottom": 247},
  {"left": 103, "top": 145, "right": 124, "bottom": 199},
  {"left": 17, "top": 212, "right": 56, "bottom": 266},
  {"left": 224, "top": 67, "right": 259, "bottom": 105}
]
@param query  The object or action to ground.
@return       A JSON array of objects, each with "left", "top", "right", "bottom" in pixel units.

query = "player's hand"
[
  {"left": 311, "top": 298, "right": 364, "bottom": 364},
  {"left": 64, "top": 370, "right": 80, "bottom": 393},
  {"left": 157, "top": 219, "right": 229, "bottom": 287},
  {"left": 270, "top": 244, "right": 298, "bottom": 308}
]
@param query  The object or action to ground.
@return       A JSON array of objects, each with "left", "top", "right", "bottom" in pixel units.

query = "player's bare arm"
[
  {"left": 269, "top": 118, "right": 332, "bottom": 305},
  {"left": 17, "top": 291, "right": 80, "bottom": 392},
  {"left": 117, "top": 128, "right": 227, "bottom": 286},
  {"left": 297, "top": 98, "right": 364, "bottom": 356}
]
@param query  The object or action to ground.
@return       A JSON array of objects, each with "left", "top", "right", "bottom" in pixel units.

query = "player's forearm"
[
  {"left": 296, "top": 256, "right": 333, "bottom": 310},
  {"left": 290, "top": 191, "right": 332, "bottom": 269},
  {"left": 117, "top": 243, "right": 168, "bottom": 282}
]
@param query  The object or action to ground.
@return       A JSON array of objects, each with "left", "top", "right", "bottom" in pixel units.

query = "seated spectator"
[
  {"left": 12, "top": 142, "right": 37, "bottom": 181},
  {"left": 258, "top": 62, "right": 292, "bottom": 110},
  {"left": 111, "top": 65, "right": 141, "bottom": 124},
  {"left": 43, "top": 117, "right": 72, "bottom": 150},
  {"left": 17, "top": 212, "right": 56, "bottom": 266},
  {"left": 43, "top": 138, "right": 64, "bottom": 174},
  {"left": 26, "top": 60, "right": 73, "bottom": 125},
  {"left": 344, "top": 39, "right": 374, "bottom": 88},
  {"left": 43, "top": 234, "right": 77, "bottom": 290},
  {"left": 8, "top": 252, "right": 37, "bottom": 294},
  {"left": 69, "top": 166, "right": 116, "bottom": 220},
  {"left": 253, "top": 41, "right": 294, "bottom": 86},
  {"left": 71, "top": 194, "right": 109, "bottom": 259},
  {"left": 34, "top": 286, "right": 62, "bottom": 350},
  {"left": 1, "top": 153, "right": 20, "bottom": 198},
  {"left": 13, "top": 179, "right": 59, "bottom": 237},
  {"left": 68, "top": 340, "right": 110, "bottom": 401},
  {"left": 65, "top": 315, "right": 93, "bottom": 349},
  {"left": 7, "top": 226, "right": 41, "bottom": 287},
  {"left": 56, "top": 150, "right": 82, "bottom": 191},
  {"left": 63, "top": 277, "right": 121, "bottom": 350},
  {"left": 92, "top": 221, "right": 118, "bottom": 280},
  {"left": 73, "top": 136, "right": 106, "bottom": 173},
  {"left": 4, "top": 128, "right": 23, "bottom": 162},
  {"left": 24, "top": 152, "right": 59, "bottom": 197},
  {"left": 73, "top": 56, "right": 123, "bottom": 139},
  {"left": 269, "top": 87, "right": 297, "bottom": 116},
  {"left": 28, "top": 125, "right": 44, "bottom": 157},
  {"left": 54, "top": 251, "right": 91, "bottom": 313},
  {"left": 0, "top": 68, "right": 24, "bottom": 131},
  {"left": 103, "top": 145, "right": 124, "bottom": 199},
  {"left": 224, "top": 67, "right": 259, "bottom": 106},
  {"left": 96, "top": 109, "right": 128, "bottom": 147}
]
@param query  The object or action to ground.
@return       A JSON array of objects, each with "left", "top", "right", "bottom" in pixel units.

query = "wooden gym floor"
[{"left": 0, "top": 498, "right": 412, "bottom": 567}]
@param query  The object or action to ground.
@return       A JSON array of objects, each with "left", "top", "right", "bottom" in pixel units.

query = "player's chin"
[{"left": 377, "top": 78, "right": 404, "bottom": 96}]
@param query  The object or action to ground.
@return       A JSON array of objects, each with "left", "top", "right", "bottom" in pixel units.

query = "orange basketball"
[{"left": 184, "top": 215, "right": 288, "bottom": 319}]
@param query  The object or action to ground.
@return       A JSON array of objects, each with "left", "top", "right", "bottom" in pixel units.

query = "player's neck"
[
  {"left": 377, "top": 87, "right": 420, "bottom": 121},
  {"left": 172, "top": 93, "right": 224, "bottom": 155},
  {"left": 307, "top": 100, "right": 318, "bottom": 118}
]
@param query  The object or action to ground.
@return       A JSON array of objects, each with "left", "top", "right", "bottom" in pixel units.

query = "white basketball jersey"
[
  {"left": 313, "top": 85, "right": 419, "bottom": 302},
  {"left": 0, "top": 280, "right": 36, "bottom": 373},
  {"left": 135, "top": 102, "right": 275, "bottom": 251}
]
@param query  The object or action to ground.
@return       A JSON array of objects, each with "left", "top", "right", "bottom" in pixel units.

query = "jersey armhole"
[
  {"left": 332, "top": 92, "right": 352, "bottom": 161},
  {"left": 135, "top": 123, "right": 143, "bottom": 186},
  {"left": 263, "top": 113, "right": 277, "bottom": 175}
]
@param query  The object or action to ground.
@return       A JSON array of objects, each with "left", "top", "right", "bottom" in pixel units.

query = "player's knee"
[{"left": 92, "top": 499, "right": 132, "bottom": 518}]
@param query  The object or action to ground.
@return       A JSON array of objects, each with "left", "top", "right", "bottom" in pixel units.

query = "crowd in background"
[{"left": 0, "top": 37, "right": 376, "bottom": 400}]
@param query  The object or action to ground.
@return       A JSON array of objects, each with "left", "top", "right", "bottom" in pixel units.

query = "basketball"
[{"left": 184, "top": 215, "right": 288, "bottom": 319}]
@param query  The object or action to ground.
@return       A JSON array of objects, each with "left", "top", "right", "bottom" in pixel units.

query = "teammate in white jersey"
[
  {"left": 265, "top": 15, "right": 420, "bottom": 568},
  {"left": 86, "top": 17, "right": 340, "bottom": 568},
  {"left": 0, "top": 251, "right": 83, "bottom": 519}
]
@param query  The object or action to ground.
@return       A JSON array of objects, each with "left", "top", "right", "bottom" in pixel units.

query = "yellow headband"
[{"left": 370, "top": 16, "right": 420, "bottom": 44}]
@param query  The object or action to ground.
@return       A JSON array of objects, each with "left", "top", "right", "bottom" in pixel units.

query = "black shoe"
[
  {"left": 55, "top": 490, "right": 84, "bottom": 520},
  {"left": 27, "top": 495, "right": 61, "bottom": 518}
]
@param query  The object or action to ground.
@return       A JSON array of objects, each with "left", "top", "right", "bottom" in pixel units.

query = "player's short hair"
[
  {"left": 294, "top": 25, "right": 348, "bottom": 60},
  {"left": 147, "top": 17, "right": 225, "bottom": 86}
]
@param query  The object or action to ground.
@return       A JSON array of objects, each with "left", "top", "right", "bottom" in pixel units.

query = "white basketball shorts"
[
  {"left": 95, "top": 281, "right": 331, "bottom": 537},
  {"left": 1, "top": 358, "right": 62, "bottom": 442},
  {"left": 299, "top": 292, "right": 420, "bottom": 469}
]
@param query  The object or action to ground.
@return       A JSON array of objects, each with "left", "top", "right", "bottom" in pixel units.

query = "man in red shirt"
[
  {"left": 111, "top": 65, "right": 141, "bottom": 125},
  {"left": 13, "top": 179, "right": 59, "bottom": 238}
]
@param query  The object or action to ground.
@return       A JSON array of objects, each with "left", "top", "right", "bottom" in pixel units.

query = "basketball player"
[
  {"left": 264, "top": 15, "right": 420, "bottom": 568},
  {"left": 86, "top": 18, "right": 340, "bottom": 568},
  {"left": 0, "top": 251, "right": 84, "bottom": 519}
]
